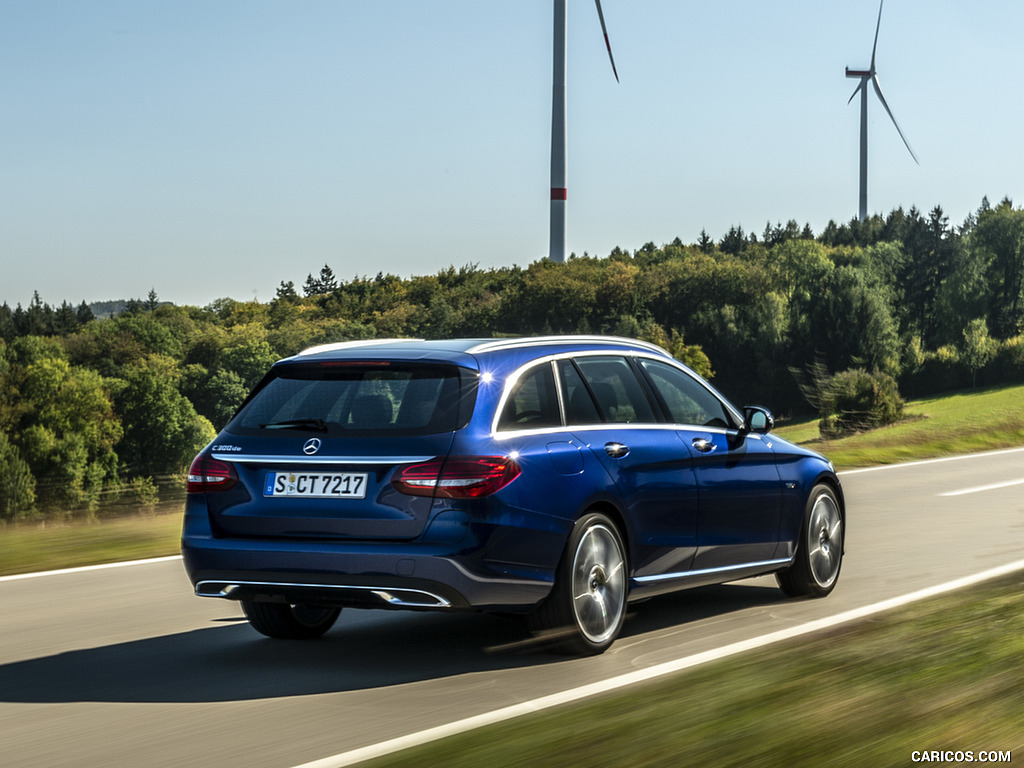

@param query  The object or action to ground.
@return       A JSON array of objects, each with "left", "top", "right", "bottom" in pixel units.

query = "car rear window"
[{"left": 226, "top": 362, "right": 475, "bottom": 437}]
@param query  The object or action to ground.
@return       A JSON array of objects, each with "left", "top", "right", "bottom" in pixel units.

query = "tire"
[
  {"left": 241, "top": 601, "right": 341, "bottom": 639},
  {"left": 777, "top": 483, "right": 844, "bottom": 598},
  {"left": 529, "top": 512, "right": 628, "bottom": 655}
]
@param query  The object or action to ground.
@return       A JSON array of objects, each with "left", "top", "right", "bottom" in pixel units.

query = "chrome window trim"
[
  {"left": 633, "top": 557, "right": 793, "bottom": 585},
  {"left": 490, "top": 349, "right": 746, "bottom": 437},
  {"left": 211, "top": 453, "right": 432, "bottom": 465},
  {"left": 492, "top": 422, "right": 742, "bottom": 440}
]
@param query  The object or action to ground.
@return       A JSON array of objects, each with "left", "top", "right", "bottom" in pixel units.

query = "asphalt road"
[{"left": 3, "top": 448, "right": 1024, "bottom": 768}]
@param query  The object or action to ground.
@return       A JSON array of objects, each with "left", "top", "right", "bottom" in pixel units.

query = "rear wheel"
[
  {"left": 529, "top": 512, "right": 628, "bottom": 655},
  {"left": 777, "top": 484, "right": 843, "bottom": 598},
  {"left": 241, "top": 601, "right": 341, "bottom": 639}
]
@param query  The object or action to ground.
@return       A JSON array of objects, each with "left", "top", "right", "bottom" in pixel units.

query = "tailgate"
[{"left": 207, "top": 434, "right": 454, "bottom": 540}]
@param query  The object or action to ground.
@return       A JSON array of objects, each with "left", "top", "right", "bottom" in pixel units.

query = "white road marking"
[
  {"left": 939, "top": 478, "right": 1024, "bottom": 497},
  {"left": 0, "top": 555, "right": 182, "bottom": 583},
  {"left": 288, "top": 558, "right": 1024, "bottom": 768},
  {"left": 838, "top": 445, "right": 1024, "bottom": 476}
]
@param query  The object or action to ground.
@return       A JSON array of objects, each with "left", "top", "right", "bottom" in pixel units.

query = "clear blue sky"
[{"left": 2, "top": 1, "right": 1022, "bottom": 308}]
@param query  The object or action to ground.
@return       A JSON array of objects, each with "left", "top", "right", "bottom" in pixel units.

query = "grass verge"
[
  {"left": 0, "top": 509, "right": 182, "bottom": 577},
  {"left": 363, "top": 574, "right": 1024, "bottom": 768},
  {"left": 775, "top": 383, "right": 1024, "bottom": 469}
]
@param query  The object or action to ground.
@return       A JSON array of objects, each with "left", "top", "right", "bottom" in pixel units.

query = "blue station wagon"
[{"left": 182, "top": 336, "right": 845, "bottom": 655}]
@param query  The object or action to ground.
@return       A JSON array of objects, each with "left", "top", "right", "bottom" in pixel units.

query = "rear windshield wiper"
[{"left": 259, "top": 418, "right": 328, "bottom": 432}]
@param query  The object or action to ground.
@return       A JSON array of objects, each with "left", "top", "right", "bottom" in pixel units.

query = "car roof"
[{"left": 288, "top": 336, "right": 672, "bottom": 365}]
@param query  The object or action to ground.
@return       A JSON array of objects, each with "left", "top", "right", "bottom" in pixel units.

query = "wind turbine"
[
  {"left": 845, "top": 0, "right": 918, "bottom": 222},
  {"left": 549, "top": 0, "right": 619, "bottom": 263}
]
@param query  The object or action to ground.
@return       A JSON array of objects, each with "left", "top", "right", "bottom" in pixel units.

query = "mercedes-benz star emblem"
[{"left": 302, "top": 438, "right": 322, "bottom": 455}]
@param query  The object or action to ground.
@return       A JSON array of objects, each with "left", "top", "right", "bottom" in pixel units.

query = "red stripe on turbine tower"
[{"left": 551, "top": 188, "right": 567, "bottom": 201}]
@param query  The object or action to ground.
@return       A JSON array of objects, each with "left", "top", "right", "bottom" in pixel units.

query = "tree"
[
  {"left": 772, "top": 239, "right": 832, "bottom": 302},
  {"left": 114, "top": 355, "right": 215, "bottom": 475},
  {"left": 198, "top": 368, "right": 249, "bottom": 428},
  {"left": 899, "top": 206, "right": 954, "bottom": 345},
  {"left": 275, "top": 280, "right": 298, "bottom": 302},
  {"left": 76, "top": 301, "right": 95, "bottom": 325},
  {"left": 221, "top": 325, "right": 278, "bottom": 388},
  {"left": 303, "top": 264, "right": 339, "bottom": 296},
  {"left": 962, "top": 318, "right": 996, "bottom": 388},
  {"left": 181, "top": 365, "right": 250, "bottom": 429},
  {"left": 0, "top": 304, "right": 15, "bottom": 341},
  {"left": 789, "top": 263, "right": 901, "bottom": 377},
  {"left": 0, "top": 431, "right": 35, "bottom": 520},
  {"left": 719, "top": 225, "right": 747, "bottom": 255},
  {"left": 22, "top": 291, "right": 52, "bottom": 336},
  {"left": 971, "top": 201, "right": 1024, "bottom": 338},
  {"left": 52, "top": 301, "right": 80, "bottom": 335},
  {"left": 6, "top": 347, "right": 121, "bottom": 508}
]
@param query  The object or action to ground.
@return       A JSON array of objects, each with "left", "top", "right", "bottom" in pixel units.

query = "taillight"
[
  {"left": 392, "top": 456, "right": 521, "bottom": 499},
  {"left": 187, "top": 455, "right": 238, "bottom": 494}
]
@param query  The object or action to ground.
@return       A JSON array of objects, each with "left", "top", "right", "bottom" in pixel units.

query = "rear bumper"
[{"left": 181, "top": 504, "right": 560, "bottom": 613}]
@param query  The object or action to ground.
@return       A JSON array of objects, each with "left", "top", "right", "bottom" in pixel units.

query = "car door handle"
[
  {"left": 692, "top": 438, "right": 717, "bottom": 453},
  {"left": 604, "top": 442, "right": 630, "bottom": 458}
]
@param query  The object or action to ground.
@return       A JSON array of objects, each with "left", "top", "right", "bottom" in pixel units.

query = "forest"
[{"left": 2, "top": 197, "right": 1023, "bottom": 521}]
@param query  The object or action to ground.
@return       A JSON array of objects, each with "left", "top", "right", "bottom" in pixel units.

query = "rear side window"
[
  {"left": 497, "top": 362, "right": 561, "bottom": 430},
  {"left": 573, "top": 356, "right": 656, "bottom": 424},
  {"left": 228, "top": 362, "right": 473, "bottom": 436}
]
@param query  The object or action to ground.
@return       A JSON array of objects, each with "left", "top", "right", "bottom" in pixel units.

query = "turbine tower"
[
  {"left": 549, "top": 0, "right": 619, "bottom": 263},
  {"left": 845, "top": 0, "right": 918, "bottom": 222}
]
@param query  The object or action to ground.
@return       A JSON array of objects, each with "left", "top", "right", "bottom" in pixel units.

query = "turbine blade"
[
  {"left": 870, "top": 0, "right": 884, "bottom": 71},
  {"left": 593, "top": 0, "right": 620, "bottom": 82},
  {"left": 872, "top": 75, "right": 919, "bottom": 164},
  {"left": 847, "top": 79, "right": 865, "bottom": 105}
]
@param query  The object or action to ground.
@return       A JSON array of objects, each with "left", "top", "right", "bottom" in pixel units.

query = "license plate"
[{"left": 264, "top": 472, "right": 368, "bottom": 499}]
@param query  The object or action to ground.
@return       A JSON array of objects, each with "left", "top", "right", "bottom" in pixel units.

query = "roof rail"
[
  {"left": 296, "top": 338, "right": 423, "bottom": 357},
  {"left": 466, "top": 335, "right": 669, "bottom": 356}
]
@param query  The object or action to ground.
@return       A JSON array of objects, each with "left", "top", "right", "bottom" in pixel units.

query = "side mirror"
[{"left": 743, "top": 405, "right": 774, "bottom": 434}]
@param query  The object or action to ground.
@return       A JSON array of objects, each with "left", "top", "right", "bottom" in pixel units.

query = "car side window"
[
  {"left": 557, "top": 359, "right": 602, "bottom": 425},
  {"left": 639, "top": 359, "right": 733, "bottom": 428},
  {"left": 573, "top": 356, "right": 656, "bottom": 424},
  {"left": 497, "top": 362, "right": 561, "bottom": 430}
]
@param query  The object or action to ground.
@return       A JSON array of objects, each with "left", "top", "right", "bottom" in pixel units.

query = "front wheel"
[
  {"left": 777, "top": 484, "right": 844, "bottom": 598},
  {"left": 241, "top": 601, "right": 341, "bottom": 639},
  {"left": 529, "top": 512, "right": 628, "bottom": 655}
]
